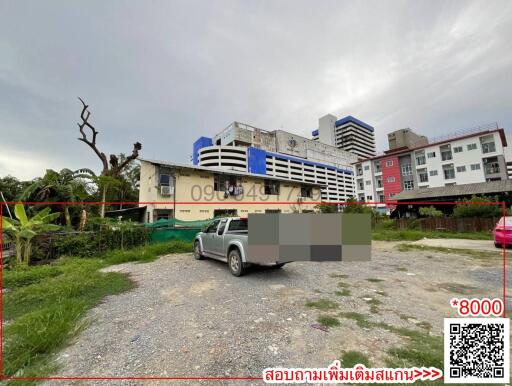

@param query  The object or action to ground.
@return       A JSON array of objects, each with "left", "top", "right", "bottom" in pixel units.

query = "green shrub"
[
  {"left": 453, "top": 195, "right": 502, "bottom": 218},
  {"left": 30, "top": 221, "right": 151, "bottom": 261},
  {"left": 419, "top": 206, "right": 443, "bottom": 218}
]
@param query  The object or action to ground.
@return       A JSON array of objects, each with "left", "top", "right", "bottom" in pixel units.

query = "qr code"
[{"left": 444, "top": 318, "right": 510, "bottom": 383}]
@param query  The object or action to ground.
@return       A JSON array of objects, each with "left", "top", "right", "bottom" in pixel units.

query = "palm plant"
[
  {"left": 2, "top": 204, "right": 60, "bottom": 265},
  {"left": 20, "top": 169, "right": 89, "bottom": 226}
]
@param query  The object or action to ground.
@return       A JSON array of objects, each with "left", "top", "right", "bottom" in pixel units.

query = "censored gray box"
[{"left": 247, "top": 213, "right": 371, "bottom": 264}]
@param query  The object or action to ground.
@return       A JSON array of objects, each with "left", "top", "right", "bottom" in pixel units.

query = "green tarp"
[{"left": 145, "top": 218, "right": 215, "bottom": 243}]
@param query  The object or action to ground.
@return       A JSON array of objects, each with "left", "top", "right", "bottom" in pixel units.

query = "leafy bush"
[
  {"left": 30, "top": 221, "right": 151, "bottom": 261},
  {"left": 419, "top": 206, "right": 444, "bottom": 218},
  {"left": 453, "top": 195, "right": 502, "bottom": 218},
  {"left": 343, "top": 197, "right": 375, "bottom": 215}
]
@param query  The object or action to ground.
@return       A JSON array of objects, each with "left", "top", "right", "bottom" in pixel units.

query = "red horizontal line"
[
  {"left": 1, "top": 201, "right": 504, "bottom": 205},
  {"left": 2, "top": 376, "right": 263, "bottom": 381}
]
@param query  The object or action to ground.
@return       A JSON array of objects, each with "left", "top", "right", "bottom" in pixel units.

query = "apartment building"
[
  {"left": 313, "top": 114, "right": 376, "bottom": 159},
  {"left": 139, "top": 159, "right": 322, "bottom": 222},
  {"left": 193, "top": 121, "right": 359, "bottom": 202},
  {"left": 354, "top": 124, "right": 510, "bottom": 203}
]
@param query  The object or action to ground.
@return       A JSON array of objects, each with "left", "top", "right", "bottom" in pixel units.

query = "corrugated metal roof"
[
  {"left": 393, "top": 180, "right": 512, "bottom": 201},
  {"left": 139, "top": 158, "right": 324, "bottom": 187}
]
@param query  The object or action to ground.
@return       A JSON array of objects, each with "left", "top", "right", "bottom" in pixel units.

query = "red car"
[{"left": 493, "top": 216, "right": 512, "bottom": 248}]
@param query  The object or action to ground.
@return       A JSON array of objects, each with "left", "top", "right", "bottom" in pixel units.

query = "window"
[
  {"left": 214, "top": 174, "right": 238, "bottom": 192},
  {"left": 365, "top": 180, "right": 371, "bottom": 185},
  {"left": 482, "top": 142, "right": 496, "bottom": 154},
  {"left": 356, "top": 167, "right": 363, "bottom": 175},
  {"left": 217, "top": 219, "right": 228, "bottom": 235},
  {"left": 417, "top": 168, "right": 428, "bottom": 183},
  {"left": 401, "top": 164, "right": 412, "bottom": 176},
  {"left": 264, "top": 179, "right": 280, "bottom": 195},
  {"left": 429, "top": 170, "right": 438, "bottom": 176},
  {"left": 467, "top": 143, "right": 477, "bottom": 151},
  {"left": 374, "top": 162, "right": 381, "bottom": 172},
  {"left": 357, "top": 178, "right": 364, "bottom": 190},
  {"left": 440, "top": 145, "right": 452, "bottom": 161},
  {"left": 205, "top": 219, "right": 220, "bottom": 233},
  {"left": 456, "top": 166, "right": 466, "bottom": 172},
  {"left": 416, "top": 152, "right": 426, "bottom": 165},
  {"left": 228, "top": 219, "right": 248, "bottom": 232},
  {"left": 364, "top": 165, "right": 370, "bottom": 171},
  {"left": 376, "top": 177, "right": 383, "bottom": 188},
  {"left": 389, "top": 192, "right": 396, "bottom": 198},
  {"left": 443, "top": 164, "right": 455, "bottom": 180},
  {"left": 427, "top": 151, "right": 436, "bottom": 158},
  {"left": 470, "top": 163, "right": 481, "bottom": 171},
  {"left": 264, "top": 209, "right": 281, "bottom": 214},
  {"left": 300, "top": 186, "right": 312, "bottom": 198},
  {"left": 387, "top": 176, "right": 395, "bottom": 183},
  {"left": 379, "top": 194, "right": 385, "bottom": 202},
  {"left": 484, "top": 161, "right": 500, "bottom": 174},
  {"left": 386, "top": 160, "right": 394, "bottom": 167},
  {"left": 403, "top": 181, "right": 414, "bottom": 190},
  {"left": 159, "top": 173, "right": 171, "bottom": 186},
  {"left": 366, "top": 195, "right": 373, "bottom": 201},
  {"left": 453, "top": 146, "right": 463, "bottom": 153}
]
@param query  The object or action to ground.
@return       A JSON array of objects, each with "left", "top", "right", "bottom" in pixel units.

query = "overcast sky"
[{"left": 1, "top": 1, "right": 512, "bottom": 180}]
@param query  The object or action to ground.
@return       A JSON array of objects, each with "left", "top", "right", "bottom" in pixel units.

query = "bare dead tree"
[{"left": 77, "top": 97, "right": 142, "bottom": 217}]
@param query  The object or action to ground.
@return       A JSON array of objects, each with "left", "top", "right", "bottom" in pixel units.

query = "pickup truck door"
[
  {"left": 209, "top": 219, "right": 228, "bottom": 257},
  {"left": 202, "top": 219, "right": 220, "bottom": 254}
]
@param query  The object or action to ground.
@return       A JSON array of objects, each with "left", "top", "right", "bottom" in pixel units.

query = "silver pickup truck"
[{"left": 193, "top": 217, "right": 284, "bottom": 276}]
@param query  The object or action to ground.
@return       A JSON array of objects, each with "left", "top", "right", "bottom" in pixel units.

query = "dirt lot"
[{"left": 45, "top": 240, "right": 509, "bottom": 385}]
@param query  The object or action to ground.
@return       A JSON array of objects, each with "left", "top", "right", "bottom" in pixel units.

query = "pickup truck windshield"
[{"left": 228, "top": 219, "right": 248, "bottom": 232}]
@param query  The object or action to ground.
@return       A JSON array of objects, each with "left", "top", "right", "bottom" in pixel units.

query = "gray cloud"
[{"left": 1, "top": 0, "right": 511, "bottom": 179}]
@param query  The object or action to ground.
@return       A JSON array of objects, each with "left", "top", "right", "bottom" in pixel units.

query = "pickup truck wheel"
[
  {"left": 193, "top": 241, "right": 203, "bottom": 260},
  {"left": 228, "top": 249, "right": 246, "bottom": 277}
]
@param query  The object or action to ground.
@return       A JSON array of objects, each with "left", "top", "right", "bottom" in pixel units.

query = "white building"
[
  {"left": 193, "top": 121, "right": 359, "bottom": 202},
  {"left": 353, "top": 124, "right": 511, "bottom": 203},
  {"left": 313, "top": 114, "right": 376, "bottom": 159}
]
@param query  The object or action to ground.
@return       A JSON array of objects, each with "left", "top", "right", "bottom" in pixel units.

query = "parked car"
[
  {"left": 493, "top": 216, "right": 512, "bottom": 248},
  {"left": 193, "top": 217, "right": 285, "bottom": 276}
]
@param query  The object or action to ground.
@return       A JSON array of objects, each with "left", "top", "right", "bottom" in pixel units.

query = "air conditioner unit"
[{"left": 160, "top": 185, "right": 174, "bottom": 196}]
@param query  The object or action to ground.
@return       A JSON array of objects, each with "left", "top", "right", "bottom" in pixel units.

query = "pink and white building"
[{"left": 354, "top": 124, "right": 511, "bottom": 204}]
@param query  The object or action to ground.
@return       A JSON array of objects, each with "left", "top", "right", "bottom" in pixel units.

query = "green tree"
[
  {"left": 315, "top": 203, "right": 337, "bottom": 213},
  {"left": 419, "top": 206, "right": 444, "bottom": 218},
  {"left": 453, "top": 195, "right": 502, "bottom": 218},
  {"left": 343, "top": 197, "right": 374, "bottom": 214},
  {"left": 2, "top": 204, "right": 60, "bottom": 265},
  {"left": 20, "top": 169, "right": 89, "bottom": 226},
  {"left": 0, "top": 175, "right": 31, "bottom": 202}
]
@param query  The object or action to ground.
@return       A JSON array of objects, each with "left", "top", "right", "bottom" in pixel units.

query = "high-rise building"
[{"left": 313, "top": 114, "right": 376, "bottom": 159}]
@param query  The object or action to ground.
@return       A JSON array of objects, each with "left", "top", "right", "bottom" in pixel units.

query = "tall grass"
[{"left": 4, "top": 240, "right": 192, "bottom": 384}]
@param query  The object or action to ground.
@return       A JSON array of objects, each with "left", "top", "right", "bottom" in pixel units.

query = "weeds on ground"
[
  {"left": 4, "top": 240, "right": 192, "bottom": 384},
  {"left": 337, "top": 312, "right": 443, "bottom": 375},
  {"left": 364, "top": 297, "right": 382, "bottom": 313},
  {"left": 366, "top": 278, "right": 384, "bottom": 283},
  {"left": 335, "top": 289, "right": 351, "bottom": 296},
  {"left": 329, "top": 273, "right": 349, "bottom": 279},
  {"left": 305, "top": 299, "right": 338, "bottom": 310},
  {"left": 396, "top": 243, "right": 500, "bottom": 260},
  {"left": 372, "top": 229, "right": 492, "bottom": 241},
  {"left": 317, "top": 315, "right": 340, "bottom": 327},
  {"left": 340, "top": 350, "right": 371, "bottom": 367}
]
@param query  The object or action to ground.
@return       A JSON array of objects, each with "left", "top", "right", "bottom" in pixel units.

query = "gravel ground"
[{"left": 43, "top": 240, "right": 509, "bottom": 386}]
